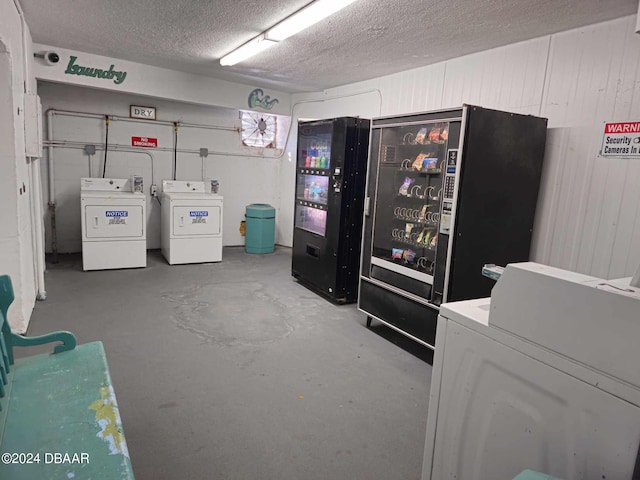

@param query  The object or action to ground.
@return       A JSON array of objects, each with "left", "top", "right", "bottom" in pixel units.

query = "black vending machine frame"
[
  {"left": 358, "top": 105, "right": 547, "bottom": 348},
  {"left": 292, "top": 117, "right": 371, "bottom": 303}
]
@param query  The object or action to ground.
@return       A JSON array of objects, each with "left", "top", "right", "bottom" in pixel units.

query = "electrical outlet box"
[{"left": 150, "top": 184, "right": 158, "bottom": 197}]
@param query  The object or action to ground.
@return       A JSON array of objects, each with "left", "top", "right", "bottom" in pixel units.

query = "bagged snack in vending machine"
[
  {"left": 403, "top": 249, "right": 416, "bottom": 263},
  {"left": 440, "top": 125, "right": 449, "bottom": 142},
  {"left": 399, "top": 177, "right": 414, "bottom": 196},
  {"left": 428, "top": 127, "right": 441, "bottom": 142}
]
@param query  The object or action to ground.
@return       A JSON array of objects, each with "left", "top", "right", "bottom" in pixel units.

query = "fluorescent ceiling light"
[
  {"left": 220, "top": 35, "right": 277, "bottom": 66},
  {"left": 219, "top": 0, "right": 358, "bottom": 66},
  {"left": 267, "top": 0, "right": 358, "bottom": 41}
]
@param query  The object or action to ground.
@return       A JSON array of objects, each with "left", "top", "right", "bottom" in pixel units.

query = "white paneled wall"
[
  {"left": 291, "top": 15, "right": 640, "bottom": 279},
  {"left": 536, "top": 16, "right": 640, "bottom": 278},
  {"left": 441, "top": 36, "right": 550, "bottom": 114}
]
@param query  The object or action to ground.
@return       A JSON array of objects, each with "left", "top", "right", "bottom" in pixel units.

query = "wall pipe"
[
  {"left": 46, "top": 110, "right": 58, "bottom": 263},
  {"left": 31, "top": 159, "right": 46, "bottom": 299},
  {"left": 44, "top": 107, "right": 255, "bottom": 258},
  {"left": 46, "top": 144, "right": 158, "bottom": 255},
  {"left": 26, "top": 160, "right": 46, "bottom": 300},
  {"left": 49, "top": 109, "right": 238, "bottom": 132},
  {"left": 46, "top": 141, "right": 156, "bottom": 185},
  {"left": 45, "top": 139, "right": 270, "bottom": 159}
]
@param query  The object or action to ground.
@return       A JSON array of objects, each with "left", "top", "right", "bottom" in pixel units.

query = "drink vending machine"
[{"left": 292, "top": 117, "right": 370, "bottom": 303}]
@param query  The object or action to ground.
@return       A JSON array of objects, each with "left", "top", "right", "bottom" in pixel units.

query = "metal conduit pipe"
[
  {"left": 44, "top": 107, "right": 267, "bottom": 258},
  {"left": 49, "top": 109, "right": 238, "bottom": 132},
  {"left": 31, "top": 158, "right": 47, "bottom": 299},
  {"left": 26, "top": 162, "right": 38, "bottom": 288},
  {"left": 45, "top": 143, "right": 156, "bottom": 260},
  {"left": 46, "top": 110, "right": 58, "bottom": 263},
  {"left": 26, "top": 159, "right": 46, "bottom": 300},
  {"left": 46, "top": 142, "right": 156, "bottom": 185},
  {"left": 45, "top": 139, "right": 270, "bottom": 159}
]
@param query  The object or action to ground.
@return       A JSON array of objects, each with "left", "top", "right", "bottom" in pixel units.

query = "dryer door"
[
  {"left": 84, "top": 205, "right": 144, "bottom": 239},
  {"left": 172, "top": 205, "right": 221, "bottom": 236}
]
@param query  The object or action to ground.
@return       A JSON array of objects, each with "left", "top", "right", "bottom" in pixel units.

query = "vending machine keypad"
[{"left": 444, "top": 176, "right": 455, "bottom": 199}]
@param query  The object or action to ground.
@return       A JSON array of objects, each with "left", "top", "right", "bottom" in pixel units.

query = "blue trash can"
[{"left": 245, "top": 204, "right": 275, "bottom": 254}]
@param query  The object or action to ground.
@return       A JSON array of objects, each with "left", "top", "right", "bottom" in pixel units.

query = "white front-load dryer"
[
  {"left": 80, "top": 177, "right": 146, "bottom": 271},
  {"left": 160, "top": 180, "right": 223, "bottom": 265}
]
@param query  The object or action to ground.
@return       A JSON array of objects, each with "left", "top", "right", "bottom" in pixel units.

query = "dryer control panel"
[
  {"left": 162, "top": 180, "right": 206, "bottom": 193},
  {"left": 81, "top": 177, "right": 143, "bottom": 193}
]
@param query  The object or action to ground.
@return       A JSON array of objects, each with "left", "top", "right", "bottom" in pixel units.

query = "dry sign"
[
  {"left": 601, "top": 122, "right": 640, "bottom": 157},
  {"left": 130, "top": 105, "right": 156, "bottom": 120}
]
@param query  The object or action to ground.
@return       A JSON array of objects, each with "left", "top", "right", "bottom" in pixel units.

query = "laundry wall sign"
[
  {"left": 248, "top": 89, "right": 279, "bottom": 110},
  {"left": 65, "top": 56, "right": 127, "bottom": 85}
]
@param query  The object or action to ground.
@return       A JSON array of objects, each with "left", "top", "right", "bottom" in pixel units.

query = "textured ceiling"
[{"left": 21, "top": 0, "right": 638, "bottom": 93}]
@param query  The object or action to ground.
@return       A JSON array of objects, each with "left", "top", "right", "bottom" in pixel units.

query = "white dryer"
[
  {"left": 422, "top": 262, "right": 640, "bottom": 480},
  {"left": 80, "top": 177, "right": 146, "bottom": 271},
  {"left": 161, "top": 180, "right": 223, "bottom": 264}
]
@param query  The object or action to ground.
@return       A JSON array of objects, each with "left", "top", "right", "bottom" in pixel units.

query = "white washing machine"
[
  {"left": 161, "top": 180, "right": 223, "bottom": 264},
  {"left": 422, "top": 262, "right": 640, "bottom": 480},
  {"left": 80, "top": 177, "right": 146, "bottom": 271}
]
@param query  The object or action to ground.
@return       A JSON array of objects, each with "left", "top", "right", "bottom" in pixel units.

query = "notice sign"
[
  {"left": 131, "top": 136, "right": 158, "bottom": 148},
  {"left": 601, "top": 122, "right": 640, "bottom": 157}
]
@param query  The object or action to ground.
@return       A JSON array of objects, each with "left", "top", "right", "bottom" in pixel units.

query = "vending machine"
[
  {"left": 359, "top": 106, "right": 548, "bottom": 348},
  {"left": 292, "top": 117, "right": 370, "bottom": 303}
]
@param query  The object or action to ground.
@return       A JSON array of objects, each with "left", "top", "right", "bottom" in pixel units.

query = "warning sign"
[
  {"left": 601, "top": 122, "right": 640, "bottom": 157},
  {"left": 131, "top": 136, "right": 158, "bottom": 148}
]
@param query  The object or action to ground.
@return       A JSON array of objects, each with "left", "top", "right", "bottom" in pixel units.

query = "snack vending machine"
[
  {"left": 359, "top": 106, "right": 548, "bottom": 348},
  {"left": 292, "top": 117, "right": 370, "bottom": 303}
]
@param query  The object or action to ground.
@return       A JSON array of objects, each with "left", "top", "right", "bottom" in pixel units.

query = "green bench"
[{"left": 0, "top": 275, "right": 134, "bottom": 479}]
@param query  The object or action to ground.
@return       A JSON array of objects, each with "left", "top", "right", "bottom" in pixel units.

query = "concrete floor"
[{"left": 25, "top": 247, "right": 433, "bottom": 480}]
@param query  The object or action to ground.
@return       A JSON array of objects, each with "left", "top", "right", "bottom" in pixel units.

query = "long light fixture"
[
  {"left": 219, "top": 35, "right": 278, "bottom": 66},
  {"left": 220, "top": 0, "right": 358, "bottom": 66}
]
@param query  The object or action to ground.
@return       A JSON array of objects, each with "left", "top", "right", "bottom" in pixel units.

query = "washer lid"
[{"left": 489, "top": 262, "right": 640, "bottom": 388}]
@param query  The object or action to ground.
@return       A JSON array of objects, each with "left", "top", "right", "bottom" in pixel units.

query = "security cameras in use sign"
[{"left": 601, "top": 121, "right": 640, "bottom": 157}]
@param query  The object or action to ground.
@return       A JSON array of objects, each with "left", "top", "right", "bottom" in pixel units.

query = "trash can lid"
[{"left": 246, "top": 204, "right": 276, "bottom": 218}]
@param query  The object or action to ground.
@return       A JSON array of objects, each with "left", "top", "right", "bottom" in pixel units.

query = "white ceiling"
[{"left": 21, "top": 0, "right": 638, "bottom": 93}]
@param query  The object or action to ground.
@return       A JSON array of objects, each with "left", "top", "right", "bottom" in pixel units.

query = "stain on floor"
[{"left": 161, "top": 281, "right": 295, "bottom": 346}]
